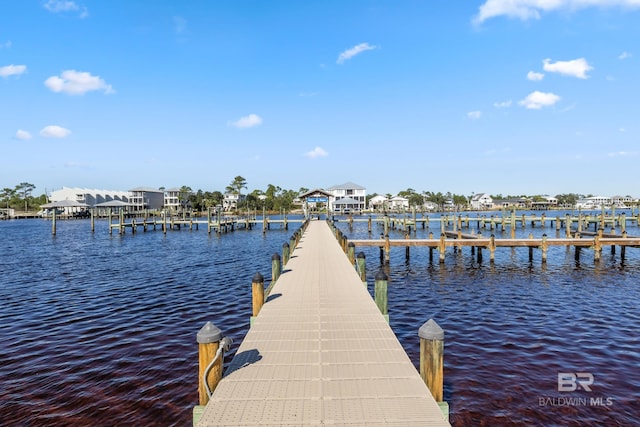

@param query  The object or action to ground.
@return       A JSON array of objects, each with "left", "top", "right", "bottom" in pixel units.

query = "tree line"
[
  {"left": 1, "top": 183, "right": 47, "bottom": 212},
  {"left": 0, "top": 177, "right": 628, "bottom": 213}
]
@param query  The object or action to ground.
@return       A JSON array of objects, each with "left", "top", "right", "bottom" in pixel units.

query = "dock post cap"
[
  {"left": 348, "top": 242, "right": 355, "bottom": 248},
  {"left": 419, "top": 318, "right": 444, "bottom": 340},
  {"left": 252, "top": 272, "right": 264, "bottom": 283},
  {"left": 197, "top": 321, "right": 223, "bottom": 344},
  {"left": 357, "top": 251, "right": 366, "bottom": 259},
  {"left": 375, "top": 270, "right": 388, "bottom": 281},
  {"left": 282, "top": 242, "right": 289, "bottom": 248},
  {"left": 271, "top": 253, "right": 281, "bottom": 261}
]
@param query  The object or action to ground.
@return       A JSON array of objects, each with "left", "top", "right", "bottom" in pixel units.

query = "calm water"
[{"left": 1, "top": 214, "right": 639, "bottom": 426}]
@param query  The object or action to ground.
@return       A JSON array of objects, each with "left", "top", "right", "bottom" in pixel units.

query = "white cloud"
[
  {"left": 619, "top": 51, "right": 632, "bottom": 60},
  {"left": 543, "top": 58, "right": 593, "bottom": 79},
  {"left": 40, "top": 125, "right": 71, "bottom": 138},
  {"left": 467, "top": 111, "right": 482, "bottom": 120},
  {"left": 44, "top": 0, "right": 88, "bottom": 18},
  {"left": 474, "top": 0, "right": 640, "bottom": 24},
  {"left": 519, "top": 91, "right": 561, "bottom": 109},
  {"left": 0, "top": 64, "right": 27, "bottom": 78},
  {"left": 229, "top": 114, "right": 263, "bottom": 129},
  {"left": 0, "top": 40, "right": 11, "bottom": 49},
  {"left": 608, "top": 151, "right": 638, "bottom": 157},
  {"left": 15, "top": 130, "right": 32, "bottom": 140},
  {"left": 45, "top": 70, "right": 114, "bottom": 95},
  {"left": 305, "top": 146, "right": 328, "bottom": 158},
  {"left": 527, "top": 71, "right": 545, "bottom": 81},
  {"left": 493, "top": 100, "right": 512, "bottom": 108},
  {"left": 337, "top": 43, "right": 377, "bottom": 64}
]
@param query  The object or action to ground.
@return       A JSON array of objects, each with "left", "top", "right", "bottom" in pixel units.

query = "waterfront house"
[
  {"left": 223, "top": 192, "right": 246, "bottom": 211},
  {"left": 612, "top": 195, "right": 634, "bottom": 207},
  {"left": 423, "top": 201, "right": 438, "bottom": 211},
  {"left": 129, "top": 187, "right": 164, "bottom": 211},
  {"left": 388, "top": 196, "right": 409, "bottom": 211},
  {"left": 48, "top": 187, "right": 130, "bottom": 213},
  {"left": 576, "top": 196, "right": 612, "bottom": 209},
  {"left": 531, "top": 195, "right": 558, "bottom": 210},
  {"left": 164, "top": 188, "right": 181, "bottom": 212},
  {"left": 326, "top": 182, "right": 366, "bottom": 213},
  {"left": 493, "top": 198, "right": 529, "bottom": 209},
  {"left": 470, "top": 193, "right": 493, "bottom": 210},
  {"left": 368, "top": 195, "right": 388, "bottom": 211}
]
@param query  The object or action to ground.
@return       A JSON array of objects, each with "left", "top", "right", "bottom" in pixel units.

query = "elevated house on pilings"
[{"left": 326, "top": 182, "right": 367, "bottom": 213}]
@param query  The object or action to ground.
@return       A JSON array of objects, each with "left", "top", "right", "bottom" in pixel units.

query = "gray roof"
[
  {"left": 326, "top": 182, "right": 365, "bottom": 191},
  {"left": 299, "top": 188, "right": 332, "bottom": 199}
]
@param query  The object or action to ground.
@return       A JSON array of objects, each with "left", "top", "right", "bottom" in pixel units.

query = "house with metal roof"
[{"left": 326, "top": 182, "right": 366, "bottom": 213}]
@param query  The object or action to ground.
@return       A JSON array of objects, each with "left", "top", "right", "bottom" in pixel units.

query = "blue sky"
[{"left": 2, "top": 0, "right": 639, "bottom": 197}]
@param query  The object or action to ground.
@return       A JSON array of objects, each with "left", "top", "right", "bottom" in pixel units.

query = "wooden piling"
[
  {"left": 252, "top": 272, "right": 265, "bottom": 316},
  {"left": 282, "top": 243, "right": 290, "bottom": 265},
  {"left": 384, "top": 234, "right": 390, "bottom": 264},
  {"left": 197, "top": 322, "right": 224, "bottom": 406},
  {"left": 271, "top": 253, "right": 281, "bottom": 284},
  {"left": 348, "top": 242, "right": 356, "bottom": 265},
  {"left": 405, "top": 233, "right": 410, "bottom": 260},
  {"left": 419, "top": 319, "right": 444, "bottom": 402},
  {"left": 52, "top": 209, "right": 57, "bottom": 235},
  {"left": 356, "top": 252, "right": 366, "bottom": 284},
  {"left": 374, "top": 270, "right": 388, "bottom": 319},
  {"left": 489, "top": 234, "right": 496, "bottom": 263},
  {"left": 108, "top": 208, "right": 113, "bottom": 235}
]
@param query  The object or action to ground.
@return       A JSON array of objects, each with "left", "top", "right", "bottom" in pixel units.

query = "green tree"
[
  {"left": 1, "top": 187, "right": 15, "bottom": 209},
  {"left": 16, "top": 182, "right": 35, "bottom": 212},
  {"left": 452, "top": 194, "right": 468, "bottom": 210},
  {"left": 179, "top": 185, "right": 193, "bottom": 210},
  {"left": 226, "top": 176, "right": 247, "bottom": 194}
]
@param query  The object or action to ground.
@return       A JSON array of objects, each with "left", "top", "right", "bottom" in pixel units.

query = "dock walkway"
[{"left": 197, "top": 220, "right": 450, "bottom": 426}]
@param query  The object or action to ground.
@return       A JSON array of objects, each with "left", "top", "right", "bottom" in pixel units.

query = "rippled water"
[
  {"left": 1, "top": 218, "right": 294, "bottom": 426},
  {"left": 1, "top": 214, "right": 639, "bottom": 426},
  {"left": 336, "top": 212, "right": 640, "bottom": 427}
]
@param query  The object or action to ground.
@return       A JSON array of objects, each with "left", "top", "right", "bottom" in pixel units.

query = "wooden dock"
[
  {"left": 348, "top": 231, "right": 640, "bottom": 264},
  {"left": 195, "top": 220, "right": 450, "bottom": 426}
]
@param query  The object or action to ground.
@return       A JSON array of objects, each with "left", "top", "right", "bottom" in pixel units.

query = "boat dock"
[{"left": 194, "top": 220, "right": 451, "bottom": 426}]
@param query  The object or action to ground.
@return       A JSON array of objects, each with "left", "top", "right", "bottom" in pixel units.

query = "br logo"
[{"left": 558, "top": 372, "right": 594, "bottom": 392}]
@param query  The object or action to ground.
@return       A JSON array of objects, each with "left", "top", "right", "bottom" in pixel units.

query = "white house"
[
  {"left": 576, "top": 196, "right": 612, "bottom": 209},
  {"left": 470, "top": 193, "right": 493, "bottom": 210},
  {"left": 388, "top": 196, "right": 409, "bottom": 211},
  {"left": 49, "top": 187, "right": 130, "bottom": 209},
  {"left": 164, "top": 188, "right": 181, "bottom": 212},
  {"left": 326, "top": 182, "right": 366, "bottom": 212},
  {"left": 368, "top": 195, "right": 388, "bottom": 211},
  {"left": 223, "top": 192, "right": 246, "bottom": 211}
]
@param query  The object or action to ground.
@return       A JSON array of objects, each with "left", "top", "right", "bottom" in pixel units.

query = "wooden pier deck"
[{"left": 196, "top": 220, "right": 450, "bottom": 426}]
